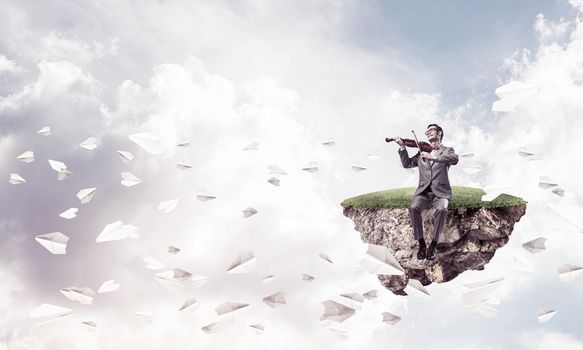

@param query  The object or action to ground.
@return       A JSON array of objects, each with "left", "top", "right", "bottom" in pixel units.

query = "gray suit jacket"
[{"left": 398, "top": 145, "right": 459, "bottom": 199}]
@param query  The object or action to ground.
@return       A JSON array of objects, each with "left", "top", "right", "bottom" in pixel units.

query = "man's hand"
[
  {"left": 395, "top": 137, "right": 404, "bottom": 146},
  {"left": 421, "top": 151, "right": 432, "bottom": 160}
]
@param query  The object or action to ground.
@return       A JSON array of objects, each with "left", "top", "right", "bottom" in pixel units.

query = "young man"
[{"left": 395, "top": 124, "right": 459, "bottom": 260}]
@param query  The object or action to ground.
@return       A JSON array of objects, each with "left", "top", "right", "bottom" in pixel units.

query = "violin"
[{"left": 385, "top": 137, "right": 434, "bottom": 153}]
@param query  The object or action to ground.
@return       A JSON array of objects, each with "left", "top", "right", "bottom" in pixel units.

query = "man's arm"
[
  {"left": 433, "top": 147, "right": 459, "bottom": 165},
  {"left": 398, "top": 145, "right": 420, "bottom": 168}
]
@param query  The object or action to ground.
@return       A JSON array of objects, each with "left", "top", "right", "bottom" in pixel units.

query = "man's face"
[{"left": 425, "top": 126, "right": 440, "bottom": 142}]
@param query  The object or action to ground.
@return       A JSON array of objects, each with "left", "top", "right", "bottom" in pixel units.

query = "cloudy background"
[{"left": 2, "top": 0, "right": 583, "bottom": 348}]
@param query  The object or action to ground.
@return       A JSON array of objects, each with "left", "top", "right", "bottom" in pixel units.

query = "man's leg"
[
  {"left": 427, "top": 196, "right": 449, "bottom": 260},
  {"left": 409, "top": 193, "right": 431, "bottom": 259}
]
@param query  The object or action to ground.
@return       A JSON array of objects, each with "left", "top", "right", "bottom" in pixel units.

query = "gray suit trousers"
[{"left": 409, "top": 189, "right": 449, "bottom": 242}]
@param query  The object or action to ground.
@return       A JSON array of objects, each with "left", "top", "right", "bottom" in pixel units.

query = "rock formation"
[{"left": 343, "top": 204, "right": 527, "bottom": 295}]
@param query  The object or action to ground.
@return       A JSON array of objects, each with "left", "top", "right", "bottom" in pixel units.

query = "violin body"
[{"left": 385, "top": 137, "right": 433, "bottom": 153}]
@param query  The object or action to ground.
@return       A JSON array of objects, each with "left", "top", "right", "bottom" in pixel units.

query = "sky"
[{"left": 1, "top": 0, "right": 583, "bottom": 349}]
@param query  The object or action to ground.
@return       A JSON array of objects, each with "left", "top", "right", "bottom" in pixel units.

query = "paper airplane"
[
  {"left": 249, "top": 324, "right": 265, "bottom": 334},
  {"left": 558, "top": 264, "right": 583, "bottom": 282},
  {"left": 97, "top": 280, "right": 120, "bottom": 293},
  {"left": 135, "top": 310, "right": 154, "bottom": 323},
  {"left": 522, "top": 237, "right": 547, "bottom": 254},
  {"left": 465, "top": 299, "right": 500, "bottom": 318},
  {"left": 548, "top": 203, "right": 583, "bottom": 231},
  {"left": 144, "top": 256, "right": 166, "bottom": 270},
  {"left": 201, "top": 323, "right": 219, "bottom": 334},
  {"left": 76, "top": 187, "right": 97, "bottom": 204},
  {"left": 321, "top": 139, "right": 335, "bottom": 146},
  {"left": 320, "top": 300, "right": 355, "bottom": 323},
  {"left": 117, "top": 150, "right": 134, "bottom": 163},
  {"left": 29, "top": 303, "right": 73, "bottom": 326},
  {"left": 60, "top": 287, "right": 96, "bottom": 305},
  {"left": 227, "top": 251, "right": 256, "bottom": 273},
  {"left": 513, "top": 254, "right": 535, "bottom": 272},
  {"left": 37, "top": 126, "right": 51, "bottom": 136},
  {"left": 129, "top": 133, "right": 162, "bottom": 155},
  {"left": 263, "top": 292, "right": 287, "bottom": 308},
  {"left": 302, "top": 274, "right": 315, "bottom": 283},
  {"left": 481, "top": 185, "right": 511, "bottom": 202},
  {"left": 176, "top": 163, "right": 192, "bottom": 170},
  {"left": 460, "top": 151, "right": 474, "bottom": 158},
  {"left": 155, "top": 268, "right": 192, "bottom": 292},
  {"left": 168, "top": 246, "right": 181, "bottom": 254},
  {"left": 538, "top": 176, "right": 559, "bottom": 189},
  {"left": 318, "top": 253, "right": 333, "bottom": 264},
  {"left": 552, "top": 187, "right": 565, "bottom": 197},
  {"left": 492, "top": 81, "right": 538, "bottom": 112},
  {"left": 177, "top": 141, "right": 190, "bottom": 147},
  {"left": 80, "top": 137, "right": 99, "bottom": 150},
  {"left": 9, "top": 173, "right": 25, "bottom": 184},
  {"left": 179, "top": 297, "right": 197, "bottom": 311},
  {"left": 359, "top": 244, "right": 405, "bottom": 275},
  {"left": 191, "top": 275, "right": 208, "bottom": 288},
  {"left": 365, "top": 151, "right": 382, "bottom": 160},
  {"left": 48, "top": 159, "right": 73, "bottom": 180},
  {"left": 17, "top": 151, "right": 34, "bottom": 163},
  {"left": 268, "top": 165, "right": 287, "bottom": 175},
  {"left": 215, "top": 301, "right": 249, "bottom": 316},
  {"left": 351, "top": 163, "right": 367, "bottom": 172},
  {"left": 382, "top": 312, "right": 401, "bottom": 325},
  {"left": 462, "top": 277, "right": 504, "bottom": 305},
  {"left": 121, "top": 172, "right": 141, "bottom": 187},
  {"left": 340, "top": 293, "right": 365, "bottom": 304},
  {"left": 242, "top": 207, "right": 258, "bottom": 218},
  {"left": 262, "top": 275, "right": 276, "bottom": 284},
  {"left": 537, "top": 309, "right": 556, "bottom": 323},
  {"left": 59, "top": 208, "right": 78, "bottom": 220},
  {"left": 334, "top": 171, "right": 350, "bottom": 183},
  {"left": 267, "top": 177, "right": 280, "bottom": 186},
  {"left": 363, "top": 290, "right": 378, "bottom": 300},
  {"left": 404, "top": 279, "right": 430, "bottom": 296},
  {"left": 242, "top": 142, "right": 259, "bottom": 151},
  {"left": 35, "top": 232, "right": 69, "bottom": 254},
  {"left": 301, "top": 162, "right": 319, "bottom": 173},
  {"left": 158, "top": 199, "right": 179, "bottom": 213},
  {"left": 81, "top": 321, "right": 97, "bottom": 328},
  {"left": 96, "top": 221, "right": 138, "bottom": 242},
  {"left": 196, "top": 190, "right": 217, "bottom": 201}
]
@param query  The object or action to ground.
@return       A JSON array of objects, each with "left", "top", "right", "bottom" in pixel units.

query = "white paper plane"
[
  {"left": 262, "top": 275, "right": 275, "bottom": 284},
  {"left": 144, "top": 256, "right": 166, "bottom": 270},
  {"left": 37, "top": 126, "right": 51, "bottom": 136},
  {"left": 121, "top": 172, "right": 141, "bottom": 187},
  {"left": 552, "top": 187, "right": 565, "bottom": 197},
  {"left": 81, "top": 321, "right": 97, "bottom": 328},
  {"left": 97, "top": 279, "right": 120, "bottom": 293},
  {"left": 17, "top": 151, "right": 34, "bottom": 163},
  {"left": 492, "top": 81, "right": 538, "bottom": 112},
  {"left": 242, "top": 142, "right": 259, "bottom": 151},
  {"left": 538, "top": 176, "right": 559, "bottom": 189},
  {"left": 191, "top": 275, "right": 208, "bottom": 288},
  {"left": 176, "top": 163, "right": 192, "bottom": 170},
  {"left": 35, "top": 232, "right": 69, "bottom": 254},
  {"left": 268, "top": 177, "right": 280, "bottom": 186},
  {"left": 382, "top": 311, "right": 401, "bottom": 325},
  {"left": 462, "top": 277, "right": 504, "bottom": 305},
  {"left": 365, "top": 151, "right": 382, "bottom": 160},
  {"left": 76, "top": 187, "right": 97, "bottom": 204},
  {"left": 60, "top": 287, "right": 96, "bottom": 305},
  {"left": 302, "top": 274, "right": 315, "bottom": 283},
  {"left": 404, "top": 279, "right": 430, "bottom": 296},
  {"left": 196, "top": 190, "right": 217, "bottom": 201},
  {"left": 363, "top": 290, "right": 378, "bottom": 300},
  {"left": 215, "top": 301, "right": 249, "bottom": 316},
  {"left": 302, "top": 162, "right": 319, "bottom": 173},
  {"left": 129, "top": 132, "right": 162, "bottom": 155},
  {"left": 334, "top": 171, "right": 350, "bottom": 183},
  {"left": 29, "top": 303, "right": 73, "bottom": 326},
  {"left": 320, "top": 300, "right": 355, "bottom": 323},
  {"left": 117, "top": 150, "right": 134, "bottom": 163},
  {"left": 321, "top": 139, "right": 335, "bottom": 146},
  {"left": 268, "top": 164, "right": 287, "bottom": 175},
  {"left": 465, "top": 299, "right": 500, "bottom": 318},
  {"left": 135, "top": 310, "right": 154, "bottom": 323},
  {"left": 96, "top": 221, "right": 138, "bottom": 242},
  {"left": 9, "top": 173, "right": 25, "bottom": 184},
  {"left": 340, "top": 293, "right": 365, "bottom": 303},
  {"left": 522, "top": 237, "right": 547, "bottom": 254},
  {"left": 460, "top": 151, "right": 474, "bottom": 158},
  {"left": 48, "top": 159, "right": 73, "bottom": 180},
  {"left": 59, "top": 208, "right": 78, "bottom": 220},
  {"left": 177, "top": 141, "right": 190, "bottom": 147},
  {"left": 359, "top": 244, "right": 405, "bottom": 275},
  {"left": 227, "top": 251, "right": 256, "bottom": 273},
  {"left": 558, "top": 264, "right": 583, "bottom": 282},
  {"left": 158, "top": 199, "right": 179, "bottom": 214},
  {"left": 351, "top": 163, "right": 367, "bottom": 172},
  {"left": 263, "top": 292, "right": 287, "bottom": 308},
  {"left": 318, "top": 253, "right": 333, "bottom": 264},
  {"left": 154, "top": 269, "right": 192, "bottom": 293},
  {"left": 179, "top": 297, "right": 197, "bottom": 311},
  {"left": 249, "top": 324, "right": 265, "bottom": 334},
  {"left": 168, "top": 246, "right": 181, "bottom": 254},
  {"left": 242, "top": 207, "right": 258, "bottom": 218},
  {"left": 537, "top": 309, "right": 556, "bottom": 323},
  {"left": 80, "top": 137, "right": 99, "bottom": 150}
]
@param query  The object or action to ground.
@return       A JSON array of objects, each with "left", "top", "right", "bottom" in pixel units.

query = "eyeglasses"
[{"left": 425, "top": 127, "right": 438, "bottom": 135}]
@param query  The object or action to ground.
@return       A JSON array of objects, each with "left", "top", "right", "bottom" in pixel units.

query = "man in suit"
[{"left": 395, "top": 124, "right": 459, "bottom": 260}]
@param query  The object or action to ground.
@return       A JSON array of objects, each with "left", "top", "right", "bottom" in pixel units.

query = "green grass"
[{"left": 341, "top": 186, "right": 527, "bottom": 209}]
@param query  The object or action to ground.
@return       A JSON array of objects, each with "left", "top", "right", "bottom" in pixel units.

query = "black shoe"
[
  {"left": 427, "top": 242, "right": 437, "bottom": 260},
  {"left": 417, "top": 241, "right": 427, "bottom": 260}
]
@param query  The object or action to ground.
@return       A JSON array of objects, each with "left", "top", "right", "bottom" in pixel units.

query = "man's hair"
[{"left": 427, "top": 123, "right": 443, "bottom": 141}]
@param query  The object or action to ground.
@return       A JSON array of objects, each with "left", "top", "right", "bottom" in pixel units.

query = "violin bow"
[{"left": 411, "top": 130, "right": 426, "bottom": 160}]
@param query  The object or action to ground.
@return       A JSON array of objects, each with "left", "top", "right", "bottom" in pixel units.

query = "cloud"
[
  {"left": 518, "top": 330, "right": 583, "bottom": 350},
  {"left": 0, "top": 54, "right": 22, "bottom": 75}
]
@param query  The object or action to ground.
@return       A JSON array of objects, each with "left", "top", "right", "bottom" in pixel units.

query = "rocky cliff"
[{"left": 343, "top": 202, "right": 527, "bottom": 295}]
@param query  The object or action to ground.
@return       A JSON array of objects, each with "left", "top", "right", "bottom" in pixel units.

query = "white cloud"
[
  {"left": 519, "top": 330, "right": 583, "bottom": 350},
  {"left": 0, "top": 54, "right": 22, "bottom": 75}
]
